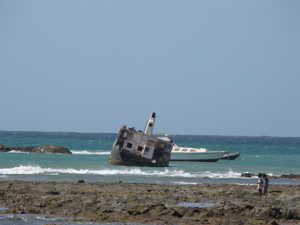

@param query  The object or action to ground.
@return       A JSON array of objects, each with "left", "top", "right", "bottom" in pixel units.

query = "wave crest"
[{"left": 0, "top": 165, "right": 244, "bottom": 179}]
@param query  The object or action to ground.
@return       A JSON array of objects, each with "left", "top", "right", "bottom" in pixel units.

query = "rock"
[
  {"left": 241, "top": 172, "right": 255, "bottom": 177},
  {"left": 0, "top": 144, "right": 10, "bottom": 152},
  {"left": 280, "top": 174, "right": 300, "bottom": 179},
  {"left": 0, "top": 144, "right": 72, "bottom": 154},
  {"left": 240, "top": 173, "right": 284, "bottom": 180},
  {"left": 31, "top": 145, "right": 72, "bottom": 154}
]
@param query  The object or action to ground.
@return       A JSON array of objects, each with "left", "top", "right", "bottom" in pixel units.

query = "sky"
[{"left": 0, "top": 0, "right": 299, "bottom": 137}]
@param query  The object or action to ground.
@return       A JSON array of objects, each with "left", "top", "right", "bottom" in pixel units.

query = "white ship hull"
[
  {"left": 170, "top": 145, "right": 226, "bottom": 162},
  {"left": 170, "top": 151, "right": 226, "bottom": 162}
]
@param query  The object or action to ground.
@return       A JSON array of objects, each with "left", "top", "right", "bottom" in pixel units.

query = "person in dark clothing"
[{"left": 263, "top": 173, "right": 270, "bottom": 195}]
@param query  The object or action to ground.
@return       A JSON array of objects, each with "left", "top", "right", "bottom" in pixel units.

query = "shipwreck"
[{"left": 109, "top": 112, "right": 173, "bottom": 167}]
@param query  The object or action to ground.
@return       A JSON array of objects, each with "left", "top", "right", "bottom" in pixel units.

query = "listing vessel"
[{"left": 109, "top": 113, "right": 173, "bottom": 167}]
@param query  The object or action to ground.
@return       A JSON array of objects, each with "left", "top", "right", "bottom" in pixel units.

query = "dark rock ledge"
[
  {"left": 241, "top": 172, "right": 300, "bottom": 179},
  {"left": 0, "top": 144, "right": 72, "bottom": 154},
  {"left": 0, "top": 181, "right": 299, "bottom": 225}
]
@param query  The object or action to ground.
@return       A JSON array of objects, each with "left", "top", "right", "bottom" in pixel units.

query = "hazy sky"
[{"left": 1, "top": 1, "right": 299, "bottom": 137}]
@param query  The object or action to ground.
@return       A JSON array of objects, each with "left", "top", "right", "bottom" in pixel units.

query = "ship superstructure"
[{"left": 109, "top": 113, "right": 173, "bottom": 167}]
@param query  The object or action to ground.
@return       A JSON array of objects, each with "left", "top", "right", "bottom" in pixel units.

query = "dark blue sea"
[{"left": 0, "top": 131, "right": 299, "bottom": 224}]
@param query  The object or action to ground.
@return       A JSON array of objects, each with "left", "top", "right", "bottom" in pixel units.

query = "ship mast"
[{"left": 144, "top": 112, "right": 156, "bottom": 135}]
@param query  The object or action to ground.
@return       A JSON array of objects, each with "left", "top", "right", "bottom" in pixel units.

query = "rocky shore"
[
  {"left": 0, "top": 181, "right": 299, "bottom": 224},
  {"left": 241, "top": 173, "right": 300, "bottom": 180},
  {"left": 0, "top": 144, "right": 72, "bottom": 154}
]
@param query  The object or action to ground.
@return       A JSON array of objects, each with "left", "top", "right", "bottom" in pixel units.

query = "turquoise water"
[
  {"left": 0, "top": 131, "right": 299, "bottom": 224},
  {"left": 0, "top": 131, "right": 299, "bottom": 185}
]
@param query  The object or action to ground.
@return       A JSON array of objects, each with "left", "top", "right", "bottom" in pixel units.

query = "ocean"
[
  {"left": 1, "top": 131, "right": 299, "bottom": 186},
  {"left": 0, "top": 131, "right": 300, "bottom": 224}
]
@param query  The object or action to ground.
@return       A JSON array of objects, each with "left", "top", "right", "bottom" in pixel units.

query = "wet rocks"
[
  {"left": 281, "top": 174, "right": 300, "bottom": 179},
  {"left": 30, "top": 145, "right": 71, "bottom": 154},
  {"left": 0, "top": 145, "right": 72, "bottom": 154},
  {"left": 0, "top": 181, "right": 299, "bottom": 225},
  {"left": 241, "top": 172, "right": 254, "bottom": 177},
  {"left": 240, "top": 173, "right": 300, "bottom": 179}
]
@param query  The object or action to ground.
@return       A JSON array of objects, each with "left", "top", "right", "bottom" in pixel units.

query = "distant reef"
[
  {"left": 0, "top": 144, "right": 72, "bottom": 154},
  {"left": 241, "top": 172, "right": 300, "bottom": 179}
]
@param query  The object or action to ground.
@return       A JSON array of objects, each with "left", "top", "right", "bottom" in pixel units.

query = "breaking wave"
[
  {"left": 71, "top": 150, "right": 110, "bottom": 155},
  {"left": 7, "top": 150, "right": 109, "bottom": 155},
  {"left": 0, "top": 165, "right": 244, "bottom": 179}
]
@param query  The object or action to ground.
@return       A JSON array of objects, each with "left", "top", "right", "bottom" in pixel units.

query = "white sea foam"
[
  {"left": 7, "top": 150, "right": 29, "bottom": 154},
  {"left": 0, "top": 165, "right": 244, "bottom": 179},
  {"left": 200, "top": 169, "right": 242, "bottom": 179},
  {"left": 172, "top": 181, "right": 199, "bottom": 185},
  {"left": 7, "top": 150, "right": 109, "bottom": 155},
  {"left": 0, "top": 165, "right": 45, "bottom": 174},
  {"left": 71, "top": 150, "right": 110, "bottom": 155}
]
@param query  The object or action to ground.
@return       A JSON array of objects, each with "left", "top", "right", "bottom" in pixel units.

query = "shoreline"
[{"left": 0, "top": 181, "right": 299, "bottom": 224}]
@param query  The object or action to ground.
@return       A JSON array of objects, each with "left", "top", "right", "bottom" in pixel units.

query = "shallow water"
[
  {"left": 176, "top": 202, "right": 217, "bottom": 207},
  {"left": 0, "top": 214, "right": 140, "bottom": 225}
]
